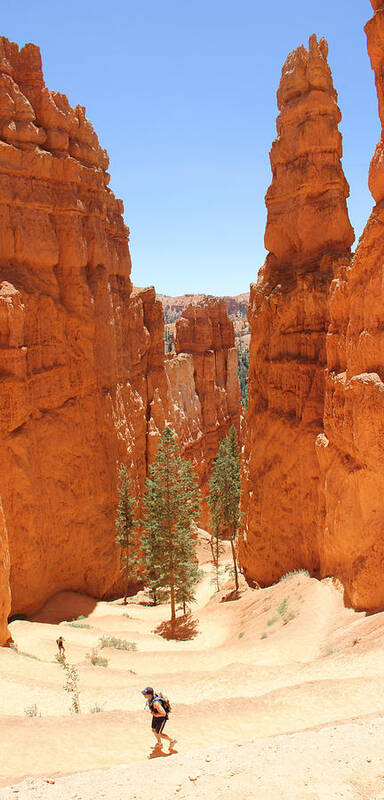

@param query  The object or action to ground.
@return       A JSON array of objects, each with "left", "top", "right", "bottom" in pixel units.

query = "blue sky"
[{"left": 1, "top": 0, "right": 378, "bottom": 295}]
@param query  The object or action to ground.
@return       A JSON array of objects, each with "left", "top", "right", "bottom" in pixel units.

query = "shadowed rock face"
[
  {"left": 238, "top": 36, "right": 354, "bottom": 590},
  {"left": 315, "top": 2, "right": 384, "bottom": 611}
]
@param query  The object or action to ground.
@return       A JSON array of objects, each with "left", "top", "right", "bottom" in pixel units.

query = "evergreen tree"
[
  {"left": 115, "top": 464, "right": 140, "bottom": 604},
  {"left": 207, "top": 521, "right": 225, "bottom": 592},
  {"left": 208, "top": 425, "right": 241, "bottom": 591},
  {"left": 237, "top": 342, "right": 250, "bottom": 409},
  {"left": 142, "top": 426, "right": 200, "bottom": 628}
]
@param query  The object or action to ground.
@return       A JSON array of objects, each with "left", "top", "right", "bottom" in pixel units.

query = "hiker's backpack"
[{"left": 154, "top": 691, "right": 171, "bottom": 714}]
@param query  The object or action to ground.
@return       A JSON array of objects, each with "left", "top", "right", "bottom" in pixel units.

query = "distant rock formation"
[
  {"left": 159, "top": 293, "right": 249, "bottom": 321},
  {"left": 174, "top": 300, "right": 241, "bottom": 524},
  {"left": 239, "top": 36, "right": 354, "bottom": 588},
  {"left": 149, "top": 299, "right": 241, "bottom": 527},
  {"left": 0, "top": 38, "right": 241, "bottom": 643}
]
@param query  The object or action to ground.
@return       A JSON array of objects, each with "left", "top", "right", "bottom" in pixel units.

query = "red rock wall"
[
  {"left": 0, "top": 495, "right": 11, "bottom": 644},
  {"left": 0, "top": 38, "right": 171, "bottom": 637},
  {"left": 316, "top": 1, "right": 384, "bottom": 611},
  {"left": 0, "top": 39, "right": 242, "bottom": 642},
  {"left": 239, "top": 36, "right": 354, "bottom": 587}
]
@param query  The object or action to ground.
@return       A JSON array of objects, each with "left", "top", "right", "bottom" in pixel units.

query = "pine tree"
[
  {"left": 115, "top": 464, "right": 140, "bottom": 604},
  {"left": 237, "top": 342, "right": 250, "bottom": 409},
  {"left": 142, "top": 426, "right": 200, "bottom": 628},
  {"left": 208, "top": 425, "right": 241, "bottom": 592},
  {"left": 209, "top": 523, "right": 225, "bottom": 592}
]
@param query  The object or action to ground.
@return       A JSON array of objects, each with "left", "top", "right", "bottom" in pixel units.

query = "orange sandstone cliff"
[
  {"left": 316, "top": 0, "right": 384, "bottom": 610},
  {"left": 239, "top": 35, "right": 354, "bottom": 586},
  {"left": 0, "top": 38, "right": 241, "bottom": 643},
  {"left": 0, "top": 37, "right": 171, "bottom": 635}
]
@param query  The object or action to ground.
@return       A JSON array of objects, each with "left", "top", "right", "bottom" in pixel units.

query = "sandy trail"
[{"left": 1, "top": 538, "right": 384, "bottom": 797}]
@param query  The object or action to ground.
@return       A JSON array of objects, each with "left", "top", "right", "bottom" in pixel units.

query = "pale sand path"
[
  {"left": 1, "top": 538, "right": 384, "bottom": 797},
  {"left": 2, "top": 716, "right": 384, "bottom": 800}
]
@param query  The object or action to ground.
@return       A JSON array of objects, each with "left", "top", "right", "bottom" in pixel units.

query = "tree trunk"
[
  {"left": 170, "top": 568, "right": 176, "bottom": 626},
  {"left": 124, "top": 564, "right": 128, "bottom": 605},
  {"left": 169, "top": 526, "right": 176, "bottom": 626},
  {"left": 230, "top": 537, "right": 239, "bottom": 592},
  {"left": 215, "top": 535, "right": 220, "bottom": 591}
]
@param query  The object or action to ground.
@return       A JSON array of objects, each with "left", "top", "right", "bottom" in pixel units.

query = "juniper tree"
[
  {"left": 208, "top": 425, "right": 241, "bottom": 592},
  {"left": 115, "top": 464, "right": 140, "bottom": 604},
  {"left": 141, "top": 426, "right": 200, "bottom": 628}
]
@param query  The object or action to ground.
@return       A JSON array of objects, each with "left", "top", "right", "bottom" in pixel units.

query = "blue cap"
[{"left": 141, "top": 686, "right": 154, "bottom": 695}]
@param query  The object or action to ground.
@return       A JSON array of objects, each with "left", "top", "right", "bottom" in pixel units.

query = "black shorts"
[{"left": 152, "top": 715, "right": 168, "bottom": 733}]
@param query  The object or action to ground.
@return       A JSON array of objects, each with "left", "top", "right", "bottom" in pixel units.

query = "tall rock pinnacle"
[
  {"left": 265, "top": 34, "right": 354, "bottom": 275},
  {"left": 238, "top": 37, "right": 353, "bottom": 589}
]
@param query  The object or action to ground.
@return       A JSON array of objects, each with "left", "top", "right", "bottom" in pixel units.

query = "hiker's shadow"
[{"left": 148, "top": 742, "right": 178, "bottom": 759}]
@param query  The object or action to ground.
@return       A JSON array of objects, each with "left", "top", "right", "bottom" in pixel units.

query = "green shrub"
[
  {"left": 56, "top": 656, "right": 81, "bottom": 714},
  {"left": 99, "top": 636, "right": 137, "bottom": 651},
  {"left": 24, "top": 704, "right": 41, "bottom": 717},
  {"left": 89, "top": 703, "right": 104, "bottom": 713},
  {"left": 87, "top": 648, "right": 108, "bottom": 667},
  {"left": 278, "top": 598, "right": 289, "bottom": 616},
  {"left": 66, "top": 622, "right": 90, "bottom": 629},
  {"left": 279, "top": 569, "right": 309, "bottom": 582},
  {"left": 267, "top": 616, "right": 278, "bottom": 627}
]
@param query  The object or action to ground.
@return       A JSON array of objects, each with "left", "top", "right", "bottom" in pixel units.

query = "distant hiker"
[
  {"left": 56, "top": 636, "right": 65, "bottom": 658},
  {"left": 141, "top": 686, "right": 174, "bottom": 747}
]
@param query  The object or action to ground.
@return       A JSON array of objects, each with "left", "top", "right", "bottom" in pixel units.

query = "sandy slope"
[{"left": 1, "top": 538, "right": 384, "bottom": 798}]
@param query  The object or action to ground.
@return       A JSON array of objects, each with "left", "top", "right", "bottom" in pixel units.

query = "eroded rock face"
[
  {"left": 264, "top": 34, "right": 354, "bottom": 275},
  {"left": 315, "top": 3, "right": 384, "bottom": 611},
  {"left": 0, "top": 38, "right": 243, "bottom": 642},
  {"left": 239, "top": 37, "right": 354, "bottom": 587},
  {"left": 0, "top": 496, "right": 11, "bottom": 644},
  {"left": 0, "top": 38, "right": 171, "bottom": 636}
]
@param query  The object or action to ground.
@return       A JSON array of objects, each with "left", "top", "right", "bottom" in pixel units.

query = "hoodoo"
[
  {"left": 316, "top": 0, "right": 384, "bottom": 610},
  {"left": 0, "top": 37, "right": 242, "bottom": 643},
  {"left": 239, "top": 36, "right": 354, "bottom": 587}
]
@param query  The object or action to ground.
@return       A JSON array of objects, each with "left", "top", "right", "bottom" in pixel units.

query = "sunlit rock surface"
[{"left": 239, "top": 36, "right": 354, "bottom": 589}]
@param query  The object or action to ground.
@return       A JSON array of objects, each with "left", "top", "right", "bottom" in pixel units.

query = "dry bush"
[{"left": 154, "top": 613, "right": 199, "bottom": 641}]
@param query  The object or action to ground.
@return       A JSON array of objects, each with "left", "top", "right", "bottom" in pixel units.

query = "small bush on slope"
[{"left": 99, "top": 636, "right": 137, "bottom": 651}]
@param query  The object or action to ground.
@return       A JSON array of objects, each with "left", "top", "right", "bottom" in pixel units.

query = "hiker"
[
  {"left": 56, "top": 636, "right": 65, "bottom": 658},
  {"left": 141, "top": 686, "right": 174, "bottom": 747}
]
